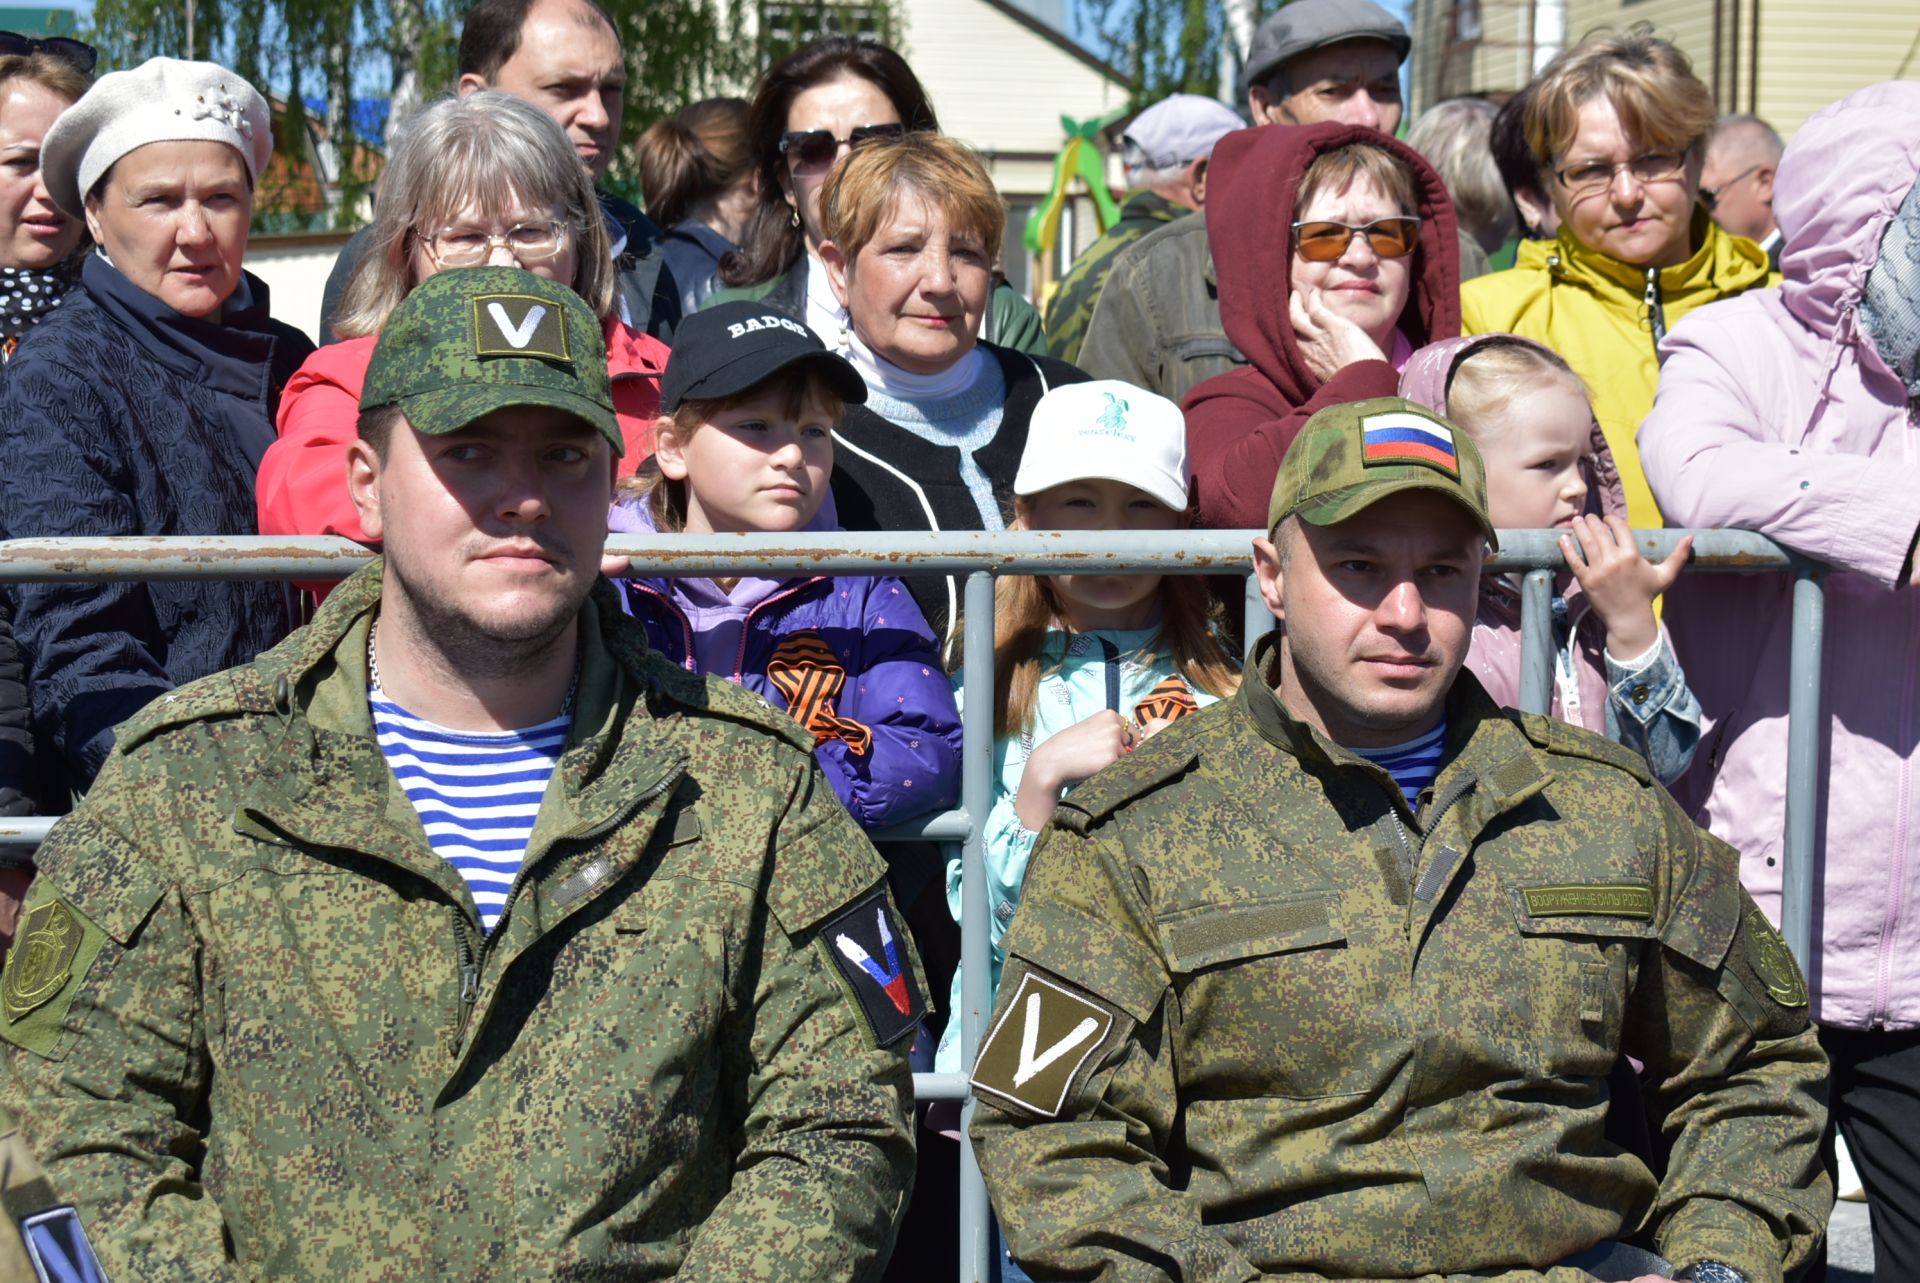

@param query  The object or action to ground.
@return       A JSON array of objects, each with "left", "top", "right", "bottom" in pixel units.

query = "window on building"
[
  {"left": 762, "top": 2, "right": 888, "bottom": 61},
  {"left": 1003, "top": 201, "right": 1035, "bottom": 298},
  {"left": 1452, "top": 0, "right": 1482, "bottom": 42}
]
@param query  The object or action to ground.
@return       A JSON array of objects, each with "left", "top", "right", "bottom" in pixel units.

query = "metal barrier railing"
[{"left": 0, "top": 530, "right": 1824, "bottom": 1282}]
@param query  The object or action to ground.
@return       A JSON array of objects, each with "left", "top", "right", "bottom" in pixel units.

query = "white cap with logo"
[{"left": 1014, "top": 380, "right": 1191, "bottom": 513}]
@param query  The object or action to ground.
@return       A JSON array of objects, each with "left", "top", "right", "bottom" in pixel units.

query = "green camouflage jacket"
[
  {"left": 1074, "top": 211, "right": 1245, "bottom": 405},
  {"left": 0, "top": 563, "right": 921, "bottom": 1282},
  {"left": 1044, "top": 190, "right": 1188, "bottom": 367},
  {"left": 969, "top": 636, "right": 1830, "bottom": 1283}
]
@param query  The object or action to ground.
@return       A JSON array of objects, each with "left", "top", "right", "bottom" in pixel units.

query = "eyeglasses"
[
  {"left": 778, "top": 123, "right": 906, "bottom": 171},
  {"left": 1699, "top": 163, "right": 1763, "bottom": 212},
  {"left": 418, "top": 220, "right": 571, "bottom": 267},
  {"left": 0, "top": 32, "right": 97, "bottom": 74},
  {"left": 1552, "top": 150, "right": 1690, "bottom": 197},
  {"left": 1291, "top": 217, "right": 1422, "bottom": 262}
]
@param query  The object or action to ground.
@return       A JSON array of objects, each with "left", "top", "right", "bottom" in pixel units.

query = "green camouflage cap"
[
  {"left": 361, "top": 266, "right": 622, "bottom": 454},
  {"left": 1267, "top": 396, "right": 1497, "bottom": 549}
]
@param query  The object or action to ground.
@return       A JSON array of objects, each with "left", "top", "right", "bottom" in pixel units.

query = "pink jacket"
[
  {"left": 1400, "top": 334, "right": 1624, "bottom": 738},
  {"left": 1638, "top": 81, "right": 1920, "bottom": 1030}
]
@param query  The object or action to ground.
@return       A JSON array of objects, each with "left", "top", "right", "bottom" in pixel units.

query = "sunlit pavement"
[{"left": 1827, "top": 1196, "right": 1873, "bottom": 1282}]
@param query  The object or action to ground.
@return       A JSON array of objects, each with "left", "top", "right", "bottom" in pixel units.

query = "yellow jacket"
[{"left": 1461, "top": 211, "right": 1776, "bottom": 527}]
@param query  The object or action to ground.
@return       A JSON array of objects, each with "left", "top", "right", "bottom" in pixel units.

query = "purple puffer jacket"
[
  {"left": 1638, "top": 81, "right": 1920, "bottom": 1031},
  {"left": 621, "top": 569, "right": 963, "bottom": 834},
  {"left": 1400, "top": 334, "right": 1626, "bottom": 735}
]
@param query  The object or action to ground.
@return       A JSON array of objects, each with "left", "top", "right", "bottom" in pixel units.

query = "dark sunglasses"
[
  {"left": 1291, "top": 217, "right": 1422, "bottom": 263},
  {"left": 778, "top": 123, "right": 906, "bottom": 171},
  {"left": 0, "top": 32, "right": 97, "bottom": 75}
]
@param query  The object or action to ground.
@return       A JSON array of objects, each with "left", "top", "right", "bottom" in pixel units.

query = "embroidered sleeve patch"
[
  {"left": 0, "top": 895, "right": 109, "bottom": 1057},
  {"left": 1521, "top": 884, "right": 1654, "bottom": 920},
  {"left": 1744, "top": 909, "right": 1808, "bottom": 1008},
  {"left": 969, "top": 971, "right": 1116, "bottom": 1118},
  {"left": 21, "top": 1205, "right": 109, "bottom": 1283},
  {"left": 821, "top": 891, "right": 925, "bottom": 1047}
]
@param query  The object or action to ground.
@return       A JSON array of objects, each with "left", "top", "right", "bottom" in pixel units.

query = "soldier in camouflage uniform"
[
  {"left": 0, "top": 267, "right": 922, "bottom": 1281},
  {"left": 969, "top": 398, "right": 1830, "bottom": 1283}
]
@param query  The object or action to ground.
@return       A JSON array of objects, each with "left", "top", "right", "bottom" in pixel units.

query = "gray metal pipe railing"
[
  {"left": 0, "top": 527, "right": 1806, "bottom": 582},
  {"left": 0, "top": 529, "right": 1826, "bottom": 1283}
]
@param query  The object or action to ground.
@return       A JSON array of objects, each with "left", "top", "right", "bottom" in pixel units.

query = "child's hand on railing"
[{"left": 1560, "top": 513, "right": 1693, "bottom": 658}]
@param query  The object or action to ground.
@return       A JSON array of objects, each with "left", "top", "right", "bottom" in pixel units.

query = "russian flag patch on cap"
[{"left": 1361, "top": 411, "right": 1459, "bottom": 476}]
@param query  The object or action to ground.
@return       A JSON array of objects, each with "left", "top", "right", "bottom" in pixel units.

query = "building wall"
[
  {"left": 1746, "top": 0, "right": 1920, "bottom": 137},
  {"left": 894, "top": 0, "right": 1131, "bottom": 295},
  {"left": 1410, "top": 0, "right": 1548, "bottom": 115},
  {"left": 1564, "top": 0, "right": 1920, "bottom": 136},
  {"left": 246, "top": 231, "right": 357, "bottom": 346}
]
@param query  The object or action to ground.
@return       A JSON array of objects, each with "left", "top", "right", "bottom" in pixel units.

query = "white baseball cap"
[{"left": 1014, "top": 380, "right": 1191, "bottom": 513}]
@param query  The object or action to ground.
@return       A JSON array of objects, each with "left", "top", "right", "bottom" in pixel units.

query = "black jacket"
[
  {"left": 316, "top": 191, "right": 682, "bottom": 343},
  {"left": 0, "top": 592, "right": 33, "bottom": 823},
  {"left": 0, "top": 256, "right": 312, "bottom": 790},
  {"left": 829, "top": 343, "right": 1087, "bottom": 651}
]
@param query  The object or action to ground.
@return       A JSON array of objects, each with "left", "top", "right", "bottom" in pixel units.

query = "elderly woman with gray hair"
[
  {"left": 0, "top": 56, "right": 314, "bottom": 792},
  {"left": 1405, "top": 96, "right": 1514, "bottom": 276},
  {"left": 256, "top": 91, "right": 669, "bottom": 548}
]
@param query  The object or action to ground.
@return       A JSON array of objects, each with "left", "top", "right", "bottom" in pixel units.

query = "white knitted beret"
[{"left": 41, "top": 57, "right": 273, "bottom": 217}]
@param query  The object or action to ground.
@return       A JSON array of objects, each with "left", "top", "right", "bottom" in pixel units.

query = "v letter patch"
[
  {"left": 470, "top": 293, "right": 573, "bottom": 361},
  {"left": 820, "top": 891, "right": 926, "bottom": 1047},
  {"left": 487, "top": 302, "right": 547, "bottom": 348},
  {"left": 970, "top": 971, "right": 1116, "bottom": 1117}
]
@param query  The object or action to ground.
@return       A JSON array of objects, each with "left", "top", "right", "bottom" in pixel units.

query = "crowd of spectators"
[{"left": 0, "top": 0, "right": 1916, "bottom": 1278}]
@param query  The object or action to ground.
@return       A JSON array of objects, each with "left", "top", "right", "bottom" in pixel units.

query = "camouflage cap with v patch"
[{"left": 362, "top": 265, "right": 622, "bottom": 454}]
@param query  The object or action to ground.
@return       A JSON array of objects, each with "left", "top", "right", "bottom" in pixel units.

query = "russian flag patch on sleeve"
[
  {"left": 1361, "top": 411, "right": 1460, "bottom": 476},
  {"left": 821, "top": 890, "right": 926, "bottom": 1047}
]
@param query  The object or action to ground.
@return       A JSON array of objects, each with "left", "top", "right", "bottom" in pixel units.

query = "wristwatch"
[{"left": 1673, "top": 1264, "right": 1749, "bottom": 1283}]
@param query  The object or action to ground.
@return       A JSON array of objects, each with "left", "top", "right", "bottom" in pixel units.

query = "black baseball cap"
[{"left": 660, "top": 301, "right": 868, "bottom": 412}]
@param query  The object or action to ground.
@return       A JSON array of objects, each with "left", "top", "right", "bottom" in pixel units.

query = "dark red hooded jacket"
[{"left": 1182, "top": 123, "right": 1462, "bottom": 530}]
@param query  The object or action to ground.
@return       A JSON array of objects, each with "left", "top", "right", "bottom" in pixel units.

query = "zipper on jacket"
[
  {"left": 561, "top": 760, "right": 688, "bottom": 850},
  {"left": 1386, "top": 772, "right": 1479, "bottom": 934},
  {"left": 1643, "top": 269, "right": 1668, "bottom": 352},
  {"left": 447, "top": 759, "right": 688, "bottom": 1057},
  {"left": 1875, "top": 599, "right": 1919, "bottom": 1026},
  {"left": 733, "top": 578, "right": 827, "bottom": 682},
  {"left": 626, "top": 582, "right": 700, "bottom": 673},
  {"left": 452, "top": 914, "right": 481, "bottom": 1046}
]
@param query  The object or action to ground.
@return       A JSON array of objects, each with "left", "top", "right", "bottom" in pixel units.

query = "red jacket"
[
  {"left": 1181, "top": 123, "right": 1462, "bottom": 531},
  {"left": 257, "top": 315, "right": 669, "bottom": 542}
]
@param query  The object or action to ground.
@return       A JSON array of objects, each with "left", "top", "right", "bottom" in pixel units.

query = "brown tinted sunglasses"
[
  {"left": 1291, "top": 217, "right": 1422, "bottom": 262},
  {"left": 778, "top": 123, "right": 907, "bottom": 171}
]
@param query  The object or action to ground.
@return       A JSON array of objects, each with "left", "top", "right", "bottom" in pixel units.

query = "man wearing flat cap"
[
  {"left": 1077, "top": 0, "right": 1423, "bottom": 404},
  {"left": 969, "top": 400, "right": 1830, "bottom": 1283},
  {"left": 1045, "top": 93, "right": 1243, "bottom": 367},
  {"left": 1, "top": 266, "right": 920, "bottom": 1281}
]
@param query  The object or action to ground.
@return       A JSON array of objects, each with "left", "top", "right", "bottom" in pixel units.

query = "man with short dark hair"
[
  {"left": 1045, "top": 93, "right": 1242, "bottom": 366},
  {"left": 2, "top": 267, "right": 918, "bottom": 1281},
  {"left": 970, "top": 399, "right": 1830, "bottom": 1283},
  {"left": 1701, "top": 114, "right": 1784, "bottom": 269},
  {"left": 1076, "top": 0, "right": 1409, "bottom": 403},
  {"left": 318, "top": 0, "right": 679, "bottom": 341}
]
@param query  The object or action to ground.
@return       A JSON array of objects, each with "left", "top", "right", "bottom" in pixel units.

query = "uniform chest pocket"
[
  {"left": 1508, "top": 881, "right": 1654, "bottom": 1078},
  {"left": 1159, "top": 892, "right": 1387, "bottom": 1099}
]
